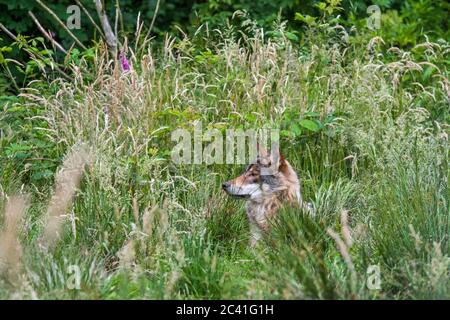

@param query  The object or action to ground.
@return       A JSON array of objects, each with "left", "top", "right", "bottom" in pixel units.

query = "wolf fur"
[{"left": 222, "top": 144, "right": 309, "bottom": 246}]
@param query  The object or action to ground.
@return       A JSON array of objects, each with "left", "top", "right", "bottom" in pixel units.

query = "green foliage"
[
  {"left": 0, "top": 95, "right": 61, "bottom": 187},
  {"left": 1, "top": 0, "right": 448, "bottom": 94}
]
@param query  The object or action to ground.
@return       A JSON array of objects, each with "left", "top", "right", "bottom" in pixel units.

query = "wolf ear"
[
  {"left": 278, "top": 151, "right": 288, "bottom": 174},
  {"left": 269, "top": 142, "right": 281, "bottom": 172},
  {"left": 271, "top": 142, "right": 287, "bottom": 168},
  {"left": 256, "top": 141, "right": 269, "bottom": 159}
]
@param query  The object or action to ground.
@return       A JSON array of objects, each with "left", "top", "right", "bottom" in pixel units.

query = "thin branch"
[
  {"left": 75, "top": 0, "right": 105, "bottom": 39},
  {"left": 2, "top": 62, "right": 20, "bottom": 91},
  {"left": 134, "top": 11, "right": 145, "bottom": 53},
  {"left": 0, "top": 23, "right": 16, "bottom": 39},
  {"left": 114, "top": 2, "right": 119, "bottom": 44},
  {"left": 28, "top": 11, "right": 68, "bottom": 54},
  {"left": 149, "top": 0, "right": 160, "bottom": 34},
  {"left": 145, "top": 0, "right": 161, "bottom": 40},
  {"left": 0, "top": 23, "right": 72, "bottom": 81},
  {"left": 35, "top": 0, "right": 88, "bottom": 51},
  {"left": 94, "top": 0, "right": 118, "bottom": 53}
]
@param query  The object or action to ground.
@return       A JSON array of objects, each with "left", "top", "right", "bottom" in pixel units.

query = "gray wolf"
[{"left": 222, "top": 143, "right": 310, "bottom": 246}]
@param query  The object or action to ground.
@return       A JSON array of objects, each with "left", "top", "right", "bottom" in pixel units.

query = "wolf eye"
[{"left": 246, "top": 170, "right": 256, "bottom": 179}]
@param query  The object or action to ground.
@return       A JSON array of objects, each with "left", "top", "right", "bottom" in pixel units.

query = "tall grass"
[{"left": 0, "top": 20, "right": 448, "bottom": 299}]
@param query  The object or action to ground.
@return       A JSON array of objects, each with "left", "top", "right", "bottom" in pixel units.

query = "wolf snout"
[{"left": 222, "top": 182, "right": 230, "bottom": 191}]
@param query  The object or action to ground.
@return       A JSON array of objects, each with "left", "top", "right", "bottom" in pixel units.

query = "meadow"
[{"left": 0, "top": 5, "right": 449, "bottom": 299}]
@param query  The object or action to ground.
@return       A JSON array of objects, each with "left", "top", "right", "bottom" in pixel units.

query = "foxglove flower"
[{"left": 120, "top": 53, "right": 131, "bottom": 72}]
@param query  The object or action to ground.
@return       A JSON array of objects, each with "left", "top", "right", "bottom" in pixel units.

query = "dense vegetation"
[{"left": 0, "top": 0, "right": 448, "bottom": 299}]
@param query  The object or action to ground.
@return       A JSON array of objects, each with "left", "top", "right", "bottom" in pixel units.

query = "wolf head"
[{"left": 222, "top": 143, "right": 295, "bottom": 201}]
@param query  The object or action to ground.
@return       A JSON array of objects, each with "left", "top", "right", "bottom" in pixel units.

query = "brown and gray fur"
[{"left": 222, "top": 144, "right": 309, "bottom": 246}]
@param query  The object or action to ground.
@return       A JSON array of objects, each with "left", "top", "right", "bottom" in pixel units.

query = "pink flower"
[{"left": 120, "top": 53, "right": 131, "bottom": 72}]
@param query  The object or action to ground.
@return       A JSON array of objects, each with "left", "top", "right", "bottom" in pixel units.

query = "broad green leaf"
[
  {"left": 299, "top": 119, "right": 320, "bottom": 132},
  {"left": 281, "top": 130, "right": 291, "bottom": 137},
  {"left": 291, "top": 123, "right": 302, "bottom": 136},
  {"left": 304, "top": 111, "right": 320, "bottom": 118},
  {"left": 284, "top": 32, "right": 299, "bottom": 42},
  {"left": 31, "top": 169, "right": 54, "bottom": 181},
  {"left": 294, "top": 13, "right": 317, "bottom": 25}
]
